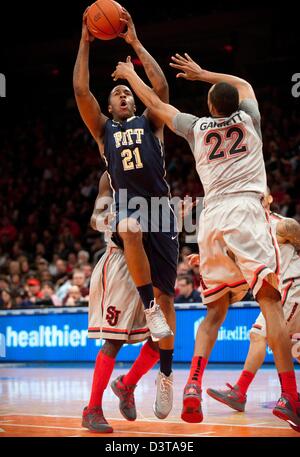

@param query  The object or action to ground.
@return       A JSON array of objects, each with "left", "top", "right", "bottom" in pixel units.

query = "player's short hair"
[
  {"left": 209, "top": 82, "right": 239, "bottom": 116},
  {"left": 108, "top": 85, "right": 134, "bottom": 105}
]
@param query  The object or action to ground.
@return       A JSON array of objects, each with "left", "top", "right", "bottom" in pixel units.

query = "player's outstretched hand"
[
  {"left": 112, "top": 56, "right": 135, "bottom": 81},
  {"left": 82, "top": 8, "right": 95, "bottom": 43},
  {"left": 187, "top": 254, "right": 200, "bottom": 267},
  {"left": 169, "top": 53, "right": 203, "bottom": 80},
  {"left": 119, "top": 8, "right": 138, "bottom": 45}
]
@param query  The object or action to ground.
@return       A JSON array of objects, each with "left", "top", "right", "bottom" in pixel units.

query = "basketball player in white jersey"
[
  {"left": 206, "top": 189, "right": 300, "bottom": 413},
  {"left": 83, "top": 171, "right": 160, "bottom": 433},
  {"left": 111, "top": 53, "right": 300, "bottom": 431}
]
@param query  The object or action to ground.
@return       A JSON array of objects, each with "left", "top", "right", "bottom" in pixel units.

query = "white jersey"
[
  {"left": 270, "top": 212, "right": 300, "bottom": 284},
  {"left": 173, "top": 99, "right": 266, "bottom": 201}
]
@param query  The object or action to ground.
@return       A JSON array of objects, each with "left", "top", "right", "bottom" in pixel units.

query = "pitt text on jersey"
[{"left": 113, "top": 128, "right": 144, "bottom": 148}]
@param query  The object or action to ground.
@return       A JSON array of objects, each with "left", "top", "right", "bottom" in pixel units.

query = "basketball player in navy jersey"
[{"left": 73, "top": 9, "right": 178, "bottom": 420}]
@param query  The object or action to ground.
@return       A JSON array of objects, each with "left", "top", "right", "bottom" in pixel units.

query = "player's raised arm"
[
  {"left": 90, "top": 172, "right": 113, "bottom": 232},
  {"left": 73, "top": 9, "right": 108, "bottom": 148},
  {"left": 276, "top": 218, "right": 300, "bottom": 251},
  {"left": 170, "top": 53, "right": 256, "bottom": 102},
  {"left": 112, "top": 58, "right": 179, "bottom": 133},
  {"left": 119, "top": 9, "right": 169, "bottom": 128}
]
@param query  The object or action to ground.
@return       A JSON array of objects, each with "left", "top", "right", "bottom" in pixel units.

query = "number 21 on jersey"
[{"left": 121, "top": 147, "right": 144, "bottom": 171}]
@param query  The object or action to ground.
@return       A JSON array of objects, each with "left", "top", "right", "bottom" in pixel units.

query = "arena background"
[
  {"left": 1, "top": 1, "right": 300, "bottom": 445},
  {"left": 0, "top": 1, "right": 299, "bottom": 364}
]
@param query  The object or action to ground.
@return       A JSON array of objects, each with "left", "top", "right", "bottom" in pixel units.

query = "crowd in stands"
[{"left": 0, "top": 85, "right": 299, "bottom": 309}]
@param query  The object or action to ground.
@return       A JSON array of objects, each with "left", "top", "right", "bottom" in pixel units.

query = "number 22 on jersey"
[
  {"left": 205, "top": 125, "right": 248, "bottom": 162},
  {"left": 121, "top": 147, "right": 144, "bottom": 171}
]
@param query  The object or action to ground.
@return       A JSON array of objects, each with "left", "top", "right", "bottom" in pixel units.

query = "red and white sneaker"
[
  {"left": 181, "top": 383, "right": 203, "bottom": 423},
  {"left": 273, "top": 392, "right": 300, "bottom": 432}
]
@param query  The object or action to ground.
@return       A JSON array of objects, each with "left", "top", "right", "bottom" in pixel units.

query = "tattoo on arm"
[{"left": 133, "top": 42, "right": 168, "bottom": 101}]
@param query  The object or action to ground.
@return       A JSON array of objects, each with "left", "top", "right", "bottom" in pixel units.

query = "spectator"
[
  {"left": 175, "top": 275, "right": 202, "bottom": 304},
  {"left": 36, "top": 258, "right": 49, "bottom": 275},
  {"left": 40, "top": 270, "right": 53, "bottom": 282},
  {"left": 9, "top": 260, "right": 20, "bottom": 276},
  {"left": 0, "top": 217, "right": 17, "bottom": 244},
  {"left": 0, "top": 276, "right": 10, "bottom": 291},
  {"left": 41, "top": 282, "right": 62, "bottom": 307},
  {"left": 54, "top": 259, "right": 69, "bottom": 288},
  {"left": 82, "top": 264, "right": 92, "bottom": 288},
  {"left": 67, "top": 252, "right": 77, "bottom": 271},
  {"left": 64, "top": 285, "right": 83, "bottom": 307},
  {"left": 10, "top": 273, "right": 21, "bottom": 289},
  {"left": 25, "top": 278, "right": 43, "bottom": 303},
  {"left": 0, "top": 289, "right": 14, "bottom": 309},
  {"left": 78, "top": 250, "right": 90, "bottom": 267},
  {"left": 72, "top": 269, "right": 89, "bottom": 297},
  {"left": 20, "top": 258, "right": 30, "bottom": 276}
]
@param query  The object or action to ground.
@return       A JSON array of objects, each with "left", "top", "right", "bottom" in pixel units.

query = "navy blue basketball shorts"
[{"left": 111, "top": 200, "right": 179, "bottom": 297}]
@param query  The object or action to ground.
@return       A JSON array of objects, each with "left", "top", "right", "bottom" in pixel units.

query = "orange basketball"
[{"left": 86, "top": 0, "right": 125, "bottom": 40}]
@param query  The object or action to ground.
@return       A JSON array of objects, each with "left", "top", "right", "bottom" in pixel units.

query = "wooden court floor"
[{"left": 0, "top": 364, "right": 299, "bottom": 437}]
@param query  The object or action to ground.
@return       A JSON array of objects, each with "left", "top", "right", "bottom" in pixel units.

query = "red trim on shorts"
[
  {"left": 130, "top": 327, "right": 149, "bottom": 334},
  {"left": 265, "top": 210, "right": 280, "bottom": 277},
  {"left": 203, "top": 279, "right": 247, "bottom": 298},
  {"left": 250, "top": 265, "right": 268, "bottom": 290},
  {"left": 282, "top": 280, "right": 293, "bottom": 306},
  {"left": 287, "top": 303, "right": 299, "bottom": 323},
  {"left": 101, "top": 327, "right": 149, "bottom": 335},
  {"left": 88, "top": 327, "right": 149, "bottom": 335},
  {"left": 100, "top": 248, "right": 113, "bottom": 314},
  {"left": 252, "top": 324, "right": 262, "bottom": 330},
  {"left": 269, "top": 225, "right": 280, "bottom": 277}
]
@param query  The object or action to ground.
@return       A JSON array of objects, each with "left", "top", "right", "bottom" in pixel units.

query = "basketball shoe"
[
  {"left": 273, "top": 392, "right": 300, "bottom": 432},
  {"left": 206, "top": 383, "right": 246, "bottom": 412},
  {"left": 82, "top": 406, "right": 113, "bottom": 433},
  {"left": 153, "top": 371, "right": 173, "bottom": 419},
  {"left": 181, "top": 383, "right": 203, "bottom": 423},
  {"left": 144, "top": 301, "right": 173, "bottom": 342},
  {"left": 111, "top": 375, "right": 137, "bottom": 421}
]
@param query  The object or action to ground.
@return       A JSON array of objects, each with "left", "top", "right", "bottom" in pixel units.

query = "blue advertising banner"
[{"left": 0, "top": 305, "right": 274, "bottom": 363}]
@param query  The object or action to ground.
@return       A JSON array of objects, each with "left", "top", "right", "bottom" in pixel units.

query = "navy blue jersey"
[{"left": 103, "top": 115, "right": 169, "bottom": 204}]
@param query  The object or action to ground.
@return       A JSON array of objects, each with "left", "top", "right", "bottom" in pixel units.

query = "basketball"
[{"left": 86, "top": 0, "right": 125, "bottom": 40}]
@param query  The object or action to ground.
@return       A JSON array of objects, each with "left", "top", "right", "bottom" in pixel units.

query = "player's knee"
[
  {"left": 266, "top": 325, "right": 287, "bottom": 352},
  {"left": 102, "top": 339, "right": 123, "bottom": 357},
  {"left": 206, "top": 306, "right": 226, "bottom": 327},
  {"left": 250, "top": 331, "right": 265, "bottom": 345},
  {"left": 118, "top": 218, "right": 142, "bottom": 243}
]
